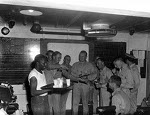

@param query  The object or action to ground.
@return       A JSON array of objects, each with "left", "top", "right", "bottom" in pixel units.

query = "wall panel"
[{"left": 0, "top": 37, "right": 40, "bottom": 84}]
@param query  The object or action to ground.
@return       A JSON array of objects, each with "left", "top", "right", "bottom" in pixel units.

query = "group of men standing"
[
  {"left": 44, "top": 50, "right": 72, "bottom": 115},
  {"left": 28, "top": 49, "right": 141, "bottom": 115},
  {"left": 91, "top": 54, "right": 141, "bottom": 115}
]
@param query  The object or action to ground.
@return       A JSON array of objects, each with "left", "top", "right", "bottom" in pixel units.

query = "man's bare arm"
[{"left": 30, "top": 77, "right": 50, "bottom": 96}]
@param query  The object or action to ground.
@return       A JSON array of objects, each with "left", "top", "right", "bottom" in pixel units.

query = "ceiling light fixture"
[
  {"left": 20, "top": 10, "right": 43, "bottom": 16},
  {"left": 83, "top": 23, "right": 117, "bottom": 38}
]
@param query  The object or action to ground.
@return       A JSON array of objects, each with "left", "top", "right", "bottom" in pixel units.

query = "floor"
[
  {"left": 24, "top": 105, "right": 150, "bottom": 115},
  {"left": 25, "top": 104, "right": 93, "bottom": 115}
]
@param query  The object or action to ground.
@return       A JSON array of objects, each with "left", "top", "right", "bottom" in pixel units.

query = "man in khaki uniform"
[
  {"left": 95, "top": 58, "right": 113, "bottom": 107},
  {"left": 45, "top": 51, "right": 67, "bottom": 115},
  {"left": 44, "top": 50, "right": 54, "bottom": 114},
  {"left": 109, "top": 75, "right": 131, "bottom": 115},
  {"left": 113, "top": 58, "right": 134, "bottom": 97},
  {"left": 60, "top": 55, "right": 72, "bottom": 115},
  {"left": 71, "top": 50, "right": 97, "bottom": 115},
  {"left": 125, "top": 53, "right": 140, "bottom": 114}
]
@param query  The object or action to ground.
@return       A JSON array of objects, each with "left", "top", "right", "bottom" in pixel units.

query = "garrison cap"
[
  {"left": 125, "top": 53, "right": 138, "bottom": 64},
  {"left": 125, "top": 53, "right": 137, "bottom": 59}
]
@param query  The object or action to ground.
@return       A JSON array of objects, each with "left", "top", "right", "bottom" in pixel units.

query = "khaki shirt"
[
  {"left": 71, "top": 61, "right": 97, "bottom": 81},
  {"left": 44, "top": 61, "right": 54, "bottom": 84},
  {"left": 98, "top": 66, "right": 113, "bottom": 88},
  {"left": 118, "top": 64, "right": 134, "bottom": 89},
  {"left": 61, "top": 63, "right": 72, "bottom": 80},
  {"left": 130, "top": 64, "right": 140, "bottom": 90},
  {"left": 45, "top": 61, "right": 62, "bottom": 84},
  {"left": 112, "top": 88, "right": 131, "bottom": 115}
]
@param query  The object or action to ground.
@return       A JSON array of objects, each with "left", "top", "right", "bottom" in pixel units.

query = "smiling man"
[
  {"left": 28, "top": 54, "right": 50, "bottom": 115},
  {"left": 71, "top": 50, "right": 97, "bottom": 115}
]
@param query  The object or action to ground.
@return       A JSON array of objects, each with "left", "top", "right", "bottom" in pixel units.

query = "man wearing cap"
[
  {"left": 113, "top": 58, "right": 134, "bottom": 97},
  {"left": 95, "top": 58, "right": 113, "bottom": 107},
  {"left": 125, "top": 53, "right": 140, "bottom": 114}
]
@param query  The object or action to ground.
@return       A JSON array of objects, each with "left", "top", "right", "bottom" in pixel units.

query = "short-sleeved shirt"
[
  {"left": 112, "top": 88, "right": 131, "bottom": 115},
  {"left": 130, "top": 64, "right": 140, "bottom": 90},
  {"left": 45, "top": 61, "right": 62, "bottom": 84},
  {"left": 45, "top": 70, "right": 62, "bottom": 84},
  {"left": 44, "top": 61, "right": 54, "bottom": 84},
  {"left": 98, "top": 66, "right": 113, "bottom": 88},
  {"left": 62, "top": 63, "right": 72, "bottom": 80},
  {"left": 28, "top": 68, "right": 47, "bottom": 96},
  {"left": 118, "top": 64, "right": 134, "bottom": 89},
  {"left": 71, "top": 61, "right": 96, "bottom": 81},
  {"left": 44, "top": 69, "right": 55, "bottom": 84}
]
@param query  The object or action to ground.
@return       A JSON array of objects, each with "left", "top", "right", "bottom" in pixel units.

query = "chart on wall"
[{"left": 47, "top": 43, "right": 89, "bottom": 64}]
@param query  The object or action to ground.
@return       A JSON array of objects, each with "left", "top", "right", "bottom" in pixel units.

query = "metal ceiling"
[{"left": 0, "top": 4, "right": 150, "bottom": 33}]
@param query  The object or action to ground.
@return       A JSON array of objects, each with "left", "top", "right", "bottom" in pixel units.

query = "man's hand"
[
  {"left": 79, "top": 73, "right": 90, "bottom": 79},
  {"left": 61, "top": 69, "right": 69, "bottom": 78},
  {"left": 95, "top": 82, "right": 101, "bottom": 88},
  {"left": 78, "top": 78, "right": 88, "bottom": 84},
  {"left": 60, "top": 65, "right": 68, "bottom": 70},
  {"left": 130, "top": 88, "right": 137, "bottom": 93}
]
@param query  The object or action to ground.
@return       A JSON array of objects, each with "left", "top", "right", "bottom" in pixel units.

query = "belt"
[{"left": 129, "top": 88, "right": 133, "bottom": 90}]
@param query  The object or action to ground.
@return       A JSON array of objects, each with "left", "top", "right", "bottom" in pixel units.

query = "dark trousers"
[{"left": 31, "top": 95, "right": 50, "bottom": 115}]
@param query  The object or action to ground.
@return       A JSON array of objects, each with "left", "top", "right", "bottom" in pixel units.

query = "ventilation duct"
[
  {"left": 83, "top": 23, "right": 117, "bottom": 38},
  {"left": 37, "top": 27, "right": 81, "bottom": 35}
]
